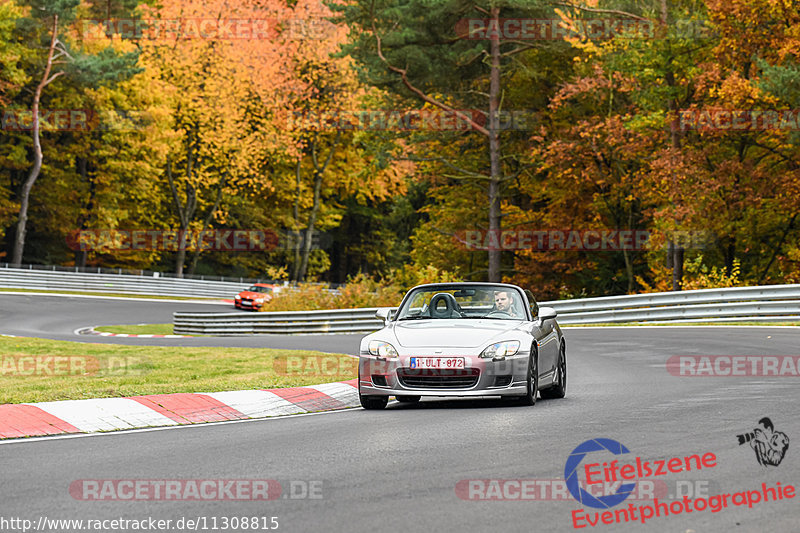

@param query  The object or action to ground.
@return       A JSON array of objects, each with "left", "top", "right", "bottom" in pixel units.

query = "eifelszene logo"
[
  {"left": 564, "top": 438, "right": 637, "bottom": 509},
  {"left": 563, "top": 438, "right": 718, "bottom": 510},
  {"left": 737, "top": 417, "right": 789, "bottom": 467}
]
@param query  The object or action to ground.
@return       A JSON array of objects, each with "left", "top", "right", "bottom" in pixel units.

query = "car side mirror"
[
  {"left": 538, "top": 307, "right": 557, "bottom": 322},
  {"left": 375, "top": 308, "right": 394, "bottom": 325}
]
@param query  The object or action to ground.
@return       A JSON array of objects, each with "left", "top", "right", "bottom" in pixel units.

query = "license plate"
[{"left": 409, "top": 357, "right": 465, "bottom": 369}]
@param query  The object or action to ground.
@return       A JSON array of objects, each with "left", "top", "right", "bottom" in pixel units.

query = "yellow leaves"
[
  {"left": 553, "top": 8, "right": 601, "bottom": 56},
  {"left": 681, "top": 256, "right": 746, "bottom": 290},
  {"left": 0, "top": 0, "right": 29, "bottom": 105},
  {"left": 715, "top": 71, "right": 768, "bottom": 107}
]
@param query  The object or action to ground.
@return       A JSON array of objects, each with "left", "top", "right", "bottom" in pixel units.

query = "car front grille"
[{"left": 397, "top": 368, "right": 480, "bottom": 389}]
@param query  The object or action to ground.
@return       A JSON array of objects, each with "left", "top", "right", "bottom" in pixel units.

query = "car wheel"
[
  {"left": 506, "top": 351, "right": 537, "bottom": 406},
  {"left": 541, "top": 342, "right": 566, "bottom": 399},
  {"left": 360, "top": 393, "right": 388, "bottom": 410},
  {"left": 396, "top": 395, "right": 420, "bottom": 404}
]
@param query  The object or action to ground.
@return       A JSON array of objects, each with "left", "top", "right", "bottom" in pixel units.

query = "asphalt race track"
[
  {"left": 0, "top": 293, "right": 359, "bottom": 353},
  {"left": 1, "top": 293, "right": 799, "bottom": 532}
]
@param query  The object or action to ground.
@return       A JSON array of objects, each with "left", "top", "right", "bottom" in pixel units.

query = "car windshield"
[
  {"left": 395, "top": 285, "right": 527, "bottom": 321},
  {"left": 248, "top": 286, "right": 271, "bottom": 293}
]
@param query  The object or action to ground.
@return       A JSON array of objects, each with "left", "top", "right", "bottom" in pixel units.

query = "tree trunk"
[
  {"left": 75, "top": 156, "right": 94, "bottom": 268},
  {"left": 672, "top": 245, "right": 684, "bottom": 291},
  {"left": 660, "top": 2, "right": 685, "bottom": 290},
  {"left": 487, "top": 5, "right": 503, "bottom": 282},
  {"left": 758, "top": 213, "right": 797, "bottom": 283},
  {"left": 297, "top": 170, "right": 323, "bottom": 281},
  {"left": 666, "top": 240, "right": 674, "bottom": 269},
  {"left": 186, "top": 176, "right": 225, "bottom": 277},
  {"left": 623, "top": 248, "right": 633, "bottom": 293},
  {"left": 174, "top": 246, "right": 187, "bottom": 278},
  {"left": 166, "top": 151, "right": 197, "bottom": 279},
  {"left": 724, "top": 238, "right": 735, "bottom": 276},
  {"left": 12, "top": 16, "right": 61, "bottom": 267},
  {"left": 295, "top": 132, "right": 341, "bottom": 282},
  {"left": 291, "top": 159, "right": 303, "bottom": 282},
  {"left": 624, "top": 207, "right": 634, "bottom": 293}
]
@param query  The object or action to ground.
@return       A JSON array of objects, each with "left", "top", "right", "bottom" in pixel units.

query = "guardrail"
[
  {"left": 174, "top": 309, "right": 384, "bottom": 335},
  {"left": 1, "top": 262, "right": 273, "bottom": 284},
  {"left": 544, "top": 284, "right": 800, "bottom": 324},
  {"left": 173, "top": 284, "right": 800, "bottom": 335},
  {"left": 0, "top": 266, "right": 251, "bottom": 299}
]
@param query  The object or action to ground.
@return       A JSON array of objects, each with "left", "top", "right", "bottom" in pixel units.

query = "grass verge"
[
  {"left": 93, "top": 324, "right": 175, "bottom": 335},
  {"left": 0, "top": 337, "right": 356, "bottom": 404}
]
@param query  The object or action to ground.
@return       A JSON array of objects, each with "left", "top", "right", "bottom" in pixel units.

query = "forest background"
[{"left": 2, "top": 0, "right": 799, "bottom": 304}]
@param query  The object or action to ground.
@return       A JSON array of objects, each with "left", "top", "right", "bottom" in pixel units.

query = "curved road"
[
  {"left": 1, "top": 293, "right": 799, "bottom": 532},
  {"left": 0, "top": 293, "right": 359, "bottom": 353}
]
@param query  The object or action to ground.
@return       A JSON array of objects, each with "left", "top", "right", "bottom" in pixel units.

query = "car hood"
[
  {"left": 392, "top": 319, "right": 524, "bottom": 348},
  {"left": 237, "top": 291, "right": 266, "bottom": 298}
]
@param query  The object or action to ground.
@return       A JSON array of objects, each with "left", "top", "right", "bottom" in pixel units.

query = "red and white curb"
[
  {"left": 0, "top": 380, "right": 359, "bottom": 440},
  {"left": 75, "top": 326, "right": 190, "bottom": 338}
]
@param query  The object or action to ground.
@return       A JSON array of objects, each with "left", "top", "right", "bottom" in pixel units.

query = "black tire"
[
  {"left": 360, "top": 393, "right": 388, "bottom": 410},
  {"left": 506, "top": 351, "right": 538, "bottom": 406},
  {"left": 358, "top": 365, "right": 388, "bottom": 410},
  {"left": 396, "top": 395, "right": 420, "bottom": 404},
  {"left": 541, "top": 342, "right": 567, "bottom": 399}
]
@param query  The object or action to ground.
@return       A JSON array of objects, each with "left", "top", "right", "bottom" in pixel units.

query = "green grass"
[
  {"left": 0, "top": 337, "right": 357, "bottom": 404},
  {"left": 94, "top": 324, "right": 175, "bottom": 335},
  {"left": 0, "top": 288, "right": 223, "bottom": 300}
]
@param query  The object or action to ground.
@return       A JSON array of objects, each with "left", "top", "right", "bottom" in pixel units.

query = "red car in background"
[{"left": 234, "top": 283, "right": 277, "bottom": 310}]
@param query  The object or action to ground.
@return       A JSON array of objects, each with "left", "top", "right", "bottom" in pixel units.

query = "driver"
[{"left": 493, "top": 290, "right": 520, "bottom": 317}]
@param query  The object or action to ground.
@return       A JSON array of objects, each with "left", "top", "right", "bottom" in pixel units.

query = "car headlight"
[
  {"left": 480, "top": 341, "right": 520, "bottom": 359},
  {"left": 235, "top": 296, "right": 241, "bottom": 300},
  {"left": 368, "top": 340, "right": 398, "bottom": 358},
  {"left": 255, "top": 298, "right": 264, "bottom": 303}
]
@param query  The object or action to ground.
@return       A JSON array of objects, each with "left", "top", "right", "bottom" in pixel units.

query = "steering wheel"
[
  {"left": 429, "top": 293, "right": 459, "bottom": 318},
  {"left": 486, "top": 310, "right": 512, "bottom": 318}
]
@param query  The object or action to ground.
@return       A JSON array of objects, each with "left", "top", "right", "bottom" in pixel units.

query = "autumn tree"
[
  {"left": 0, "top": 1, "right": 30, "bottom": 254},
  {"left": 332, "top": 0, "right": 567, "bottom": 282},
  {"left": 133, "top": 0, "right": 299, "bottom": 276},
  {"left": 252, "top": 0, "right": 409, "bottom": 282},
  {"left": 7, "top": 0, "right": 138, "bottom": 266},
  {"left": 520, "top": 74, "right": 657, "bottom": 296}
]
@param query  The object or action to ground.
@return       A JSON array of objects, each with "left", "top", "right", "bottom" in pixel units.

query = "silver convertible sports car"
[{"left": 358, "top": 282, "right": 566, "bottom": 410}]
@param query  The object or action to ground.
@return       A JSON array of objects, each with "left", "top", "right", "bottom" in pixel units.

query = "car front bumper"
[
  {"left": 358, "top": 352, "right": 530, "bottom": 397},
  {"left": 237, "top": 300, "right": 262, "bottom": 309}
]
